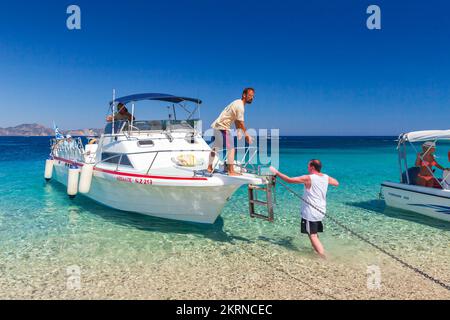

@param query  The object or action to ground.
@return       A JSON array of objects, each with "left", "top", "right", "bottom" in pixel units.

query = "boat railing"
[
  {"left": 93, "top": 146, "right": 258, "bottom": 175},
  {"left": 50, "top": 137, "right": 85, "bottom": 163},
  {"left": 214, "top": 146, "right": 258, "bottom": 173},
  {"left": 102, "top": 120, "right": 203, "bottom": 143},
  {"left": 94, "top": 149, "right": 212, "bottom": 173}
]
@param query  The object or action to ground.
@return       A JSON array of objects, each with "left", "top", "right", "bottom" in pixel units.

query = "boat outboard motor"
[
  {"left": 44, "top": 156, "right": 54, "bottom": 181},
  {"left": 67, "top": 164, "right": 80, "bottom": 198}
]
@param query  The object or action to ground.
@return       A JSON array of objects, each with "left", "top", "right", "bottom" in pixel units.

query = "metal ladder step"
[
  {"left": 248, "top": 175, "right": 276, "bottom": 222},
  {"left": 249, "top": 199, "right": 269, "bottom": 206},
  {"left": 248, "top": 185, "right": 268, "bottom": 191}
]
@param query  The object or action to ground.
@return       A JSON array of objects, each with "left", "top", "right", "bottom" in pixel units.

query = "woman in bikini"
[{"left": 415, "top": 141, "right": 449, "bottom": 188}]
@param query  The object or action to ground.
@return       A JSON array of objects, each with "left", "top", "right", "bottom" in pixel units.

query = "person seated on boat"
[
  {"left": 106, "top": 103, "right": 135, "bottom": 122},
  {"left": 415, "top": 141, "right": 449, "bottom": 188}
]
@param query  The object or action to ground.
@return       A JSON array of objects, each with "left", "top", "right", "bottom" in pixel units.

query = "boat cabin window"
[{"left": 101, "top": 152, "right": 133, "bottom": 167}]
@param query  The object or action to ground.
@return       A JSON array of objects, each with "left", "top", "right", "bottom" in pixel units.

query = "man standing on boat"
[
  {"left": 207, "top": 88, "right": 255, "bottom": 176},
  {"left": 270, "top": 160, "right": 339, "bottom": 258}
]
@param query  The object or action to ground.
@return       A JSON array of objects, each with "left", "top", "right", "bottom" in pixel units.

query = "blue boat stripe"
[
  {"left": 408, "top": 204, "right": 450, "bottom": 215},
  {"left": 381, "top": 183, "right": 450, "bottom": 200}
]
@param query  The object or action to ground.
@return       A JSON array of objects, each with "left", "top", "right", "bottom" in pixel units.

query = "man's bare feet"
[
  {"left": 317, "top": 252, "right": 327, "bottom": 259},
  {"left": 227, "top": 171, "right": 242, "bottom": 176},
  {"left": 207, "top": 165, "right": 214, "bottom": 173}
]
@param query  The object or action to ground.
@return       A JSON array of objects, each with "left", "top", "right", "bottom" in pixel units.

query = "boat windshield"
[
  {"left": 104, "top": 119, "right": 200, "bottom": 134},
  {"left": 128, "top": 120, "right": 198, "bottom": 131},
  {"left": 104, "top": 120, "right": 127, "bottom": 134}
]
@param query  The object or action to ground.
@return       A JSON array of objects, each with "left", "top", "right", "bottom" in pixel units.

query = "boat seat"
[{"left": 402, "top": 167, "right": 420, "bottom": 185}]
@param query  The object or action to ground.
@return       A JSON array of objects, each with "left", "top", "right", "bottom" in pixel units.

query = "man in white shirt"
[
  {"left": 207, "top": 88, "right": 255, "bottom": 176},
  {"left": 270, "top": 160, "right": 339, "bottom": 258}
]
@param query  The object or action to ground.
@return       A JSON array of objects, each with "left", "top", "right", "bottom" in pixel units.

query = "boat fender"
[
  {"left": 79, "top": 164, "right": 94, "bottom": 194},
  {"left": 44, "top": 157, "right": 54, "bottom": 181},
  {"left": 67, "top": 165, "right": 80, "bottom": 198}
]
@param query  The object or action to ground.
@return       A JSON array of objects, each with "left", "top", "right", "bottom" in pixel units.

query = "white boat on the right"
[{"left": 381, "top": 130, "right": 450, "bottom": 222}]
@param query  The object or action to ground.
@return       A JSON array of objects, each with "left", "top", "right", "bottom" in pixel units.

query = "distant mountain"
[
  {"left": 0, "top": 123, "right": 54, "bottom": 136},
  {"left": 0, "top": 123, "right": 103, "bottom": 137},
  {"left": 64, "top": 128, "right": 104, "bottom": 137}
]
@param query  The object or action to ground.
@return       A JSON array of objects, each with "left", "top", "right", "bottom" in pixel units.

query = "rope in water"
[
  {"left": 240, "top": 246, "right": 338, "bottom": 299},
  {"left": 275, "top": 179, "right": 450, "bottom": 292}
]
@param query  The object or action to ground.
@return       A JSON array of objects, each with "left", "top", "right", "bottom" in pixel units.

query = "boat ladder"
[{"left": 248, "top": 175, "right": 276, "bottom": 222}]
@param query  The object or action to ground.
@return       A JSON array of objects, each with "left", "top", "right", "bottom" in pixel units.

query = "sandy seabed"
[{"left": 1, "top": 239, "right": 449, "bottom": 300}]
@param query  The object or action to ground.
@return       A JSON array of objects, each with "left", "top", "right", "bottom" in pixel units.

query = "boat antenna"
[
  {"left": 196, "top": 89, "right": 201, "bottom": 134},
  {"left": 112, "top": 89, "right": 116, "bottom": 135},
  {"left": 131, "top": 102, "right": 135, "bottom": 131},
  {"left": 195, "top": 88, "right": 201, "bottom": 120}
]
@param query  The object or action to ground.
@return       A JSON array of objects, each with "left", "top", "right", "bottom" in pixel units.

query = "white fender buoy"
[
  {"left": 79, "top": 164, "right": 94, "bottom": 194},
  {"left": 67, "top": 165, "right": 80, "bottom": 198},
  {"left": 44, "top": 158, "right": 54, "bottom": 181}
]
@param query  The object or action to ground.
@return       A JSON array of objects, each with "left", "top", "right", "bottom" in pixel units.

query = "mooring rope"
[{"left": 275, "top": 179, "right": 450, "bottom": 292}]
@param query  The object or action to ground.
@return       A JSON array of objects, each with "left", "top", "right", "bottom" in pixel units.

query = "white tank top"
[{"left": 301, "top": 174, "right": 329, "bottom": 222}]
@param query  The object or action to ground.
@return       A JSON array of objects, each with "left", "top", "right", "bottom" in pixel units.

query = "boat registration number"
[
  {"left": 134, "top": 178, "right": 152, "bottom": 185},
  {"left": 116, "top": 176, "right": 152, "bottom": 185}
]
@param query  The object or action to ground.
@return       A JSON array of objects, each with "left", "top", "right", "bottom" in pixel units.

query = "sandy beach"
[{"left": 2, "top": 237, "right": 449, "bottom": 300}]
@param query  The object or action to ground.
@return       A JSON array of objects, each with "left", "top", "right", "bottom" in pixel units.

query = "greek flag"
[{"left": 53, "top": 122, "right": 64, "bottom": 140}]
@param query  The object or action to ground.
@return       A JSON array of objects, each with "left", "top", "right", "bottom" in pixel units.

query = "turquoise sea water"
[{"left": 0, "top": 136, "right": 449, "bottom": 297}]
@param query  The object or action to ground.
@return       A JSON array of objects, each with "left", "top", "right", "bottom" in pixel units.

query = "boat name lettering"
[{"left": 117, "top": 176, "right": 132, "bottom": 183}]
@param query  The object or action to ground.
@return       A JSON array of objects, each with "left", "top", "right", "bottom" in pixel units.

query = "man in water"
[
  {"left": 207, "top": 88, "right": 255, "bottom": 176},
  {"left": 106, "top": 103, "right": 135, "bottom": 122},
  {"left": 270, "top": 160, "right": 339, "bottom": 258}
]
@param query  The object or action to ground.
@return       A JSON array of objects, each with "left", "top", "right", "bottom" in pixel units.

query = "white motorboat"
[
  {"left": 381, "top": 130, "right": 450, "bottom": 222},
  {"left": 44, "top": 93, "right": 271, "bottom": 224}
]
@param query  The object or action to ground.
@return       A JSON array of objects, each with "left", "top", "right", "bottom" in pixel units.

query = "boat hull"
[
  {"left": 53, "top": 161, "right": 241, "bottom": 224},
  {"left": 381, "top": 181, "right": 450, "bottom": 222}
]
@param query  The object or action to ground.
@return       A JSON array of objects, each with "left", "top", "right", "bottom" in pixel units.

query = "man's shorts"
[
  {"left": 212, "top": 129, "right": 234, "bottom": 152},
  {"left": 301, "top": 218, "right": 324, "bottom": 235}
]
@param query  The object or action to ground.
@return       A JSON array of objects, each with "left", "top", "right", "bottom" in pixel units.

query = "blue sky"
[{"left": 0, "top": 0, "right": 449, "bottom": 135}]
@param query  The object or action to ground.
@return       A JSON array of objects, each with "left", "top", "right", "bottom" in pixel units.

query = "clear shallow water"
[{"left": 0, "top": 136, "right": 449, "bottom": 295}]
